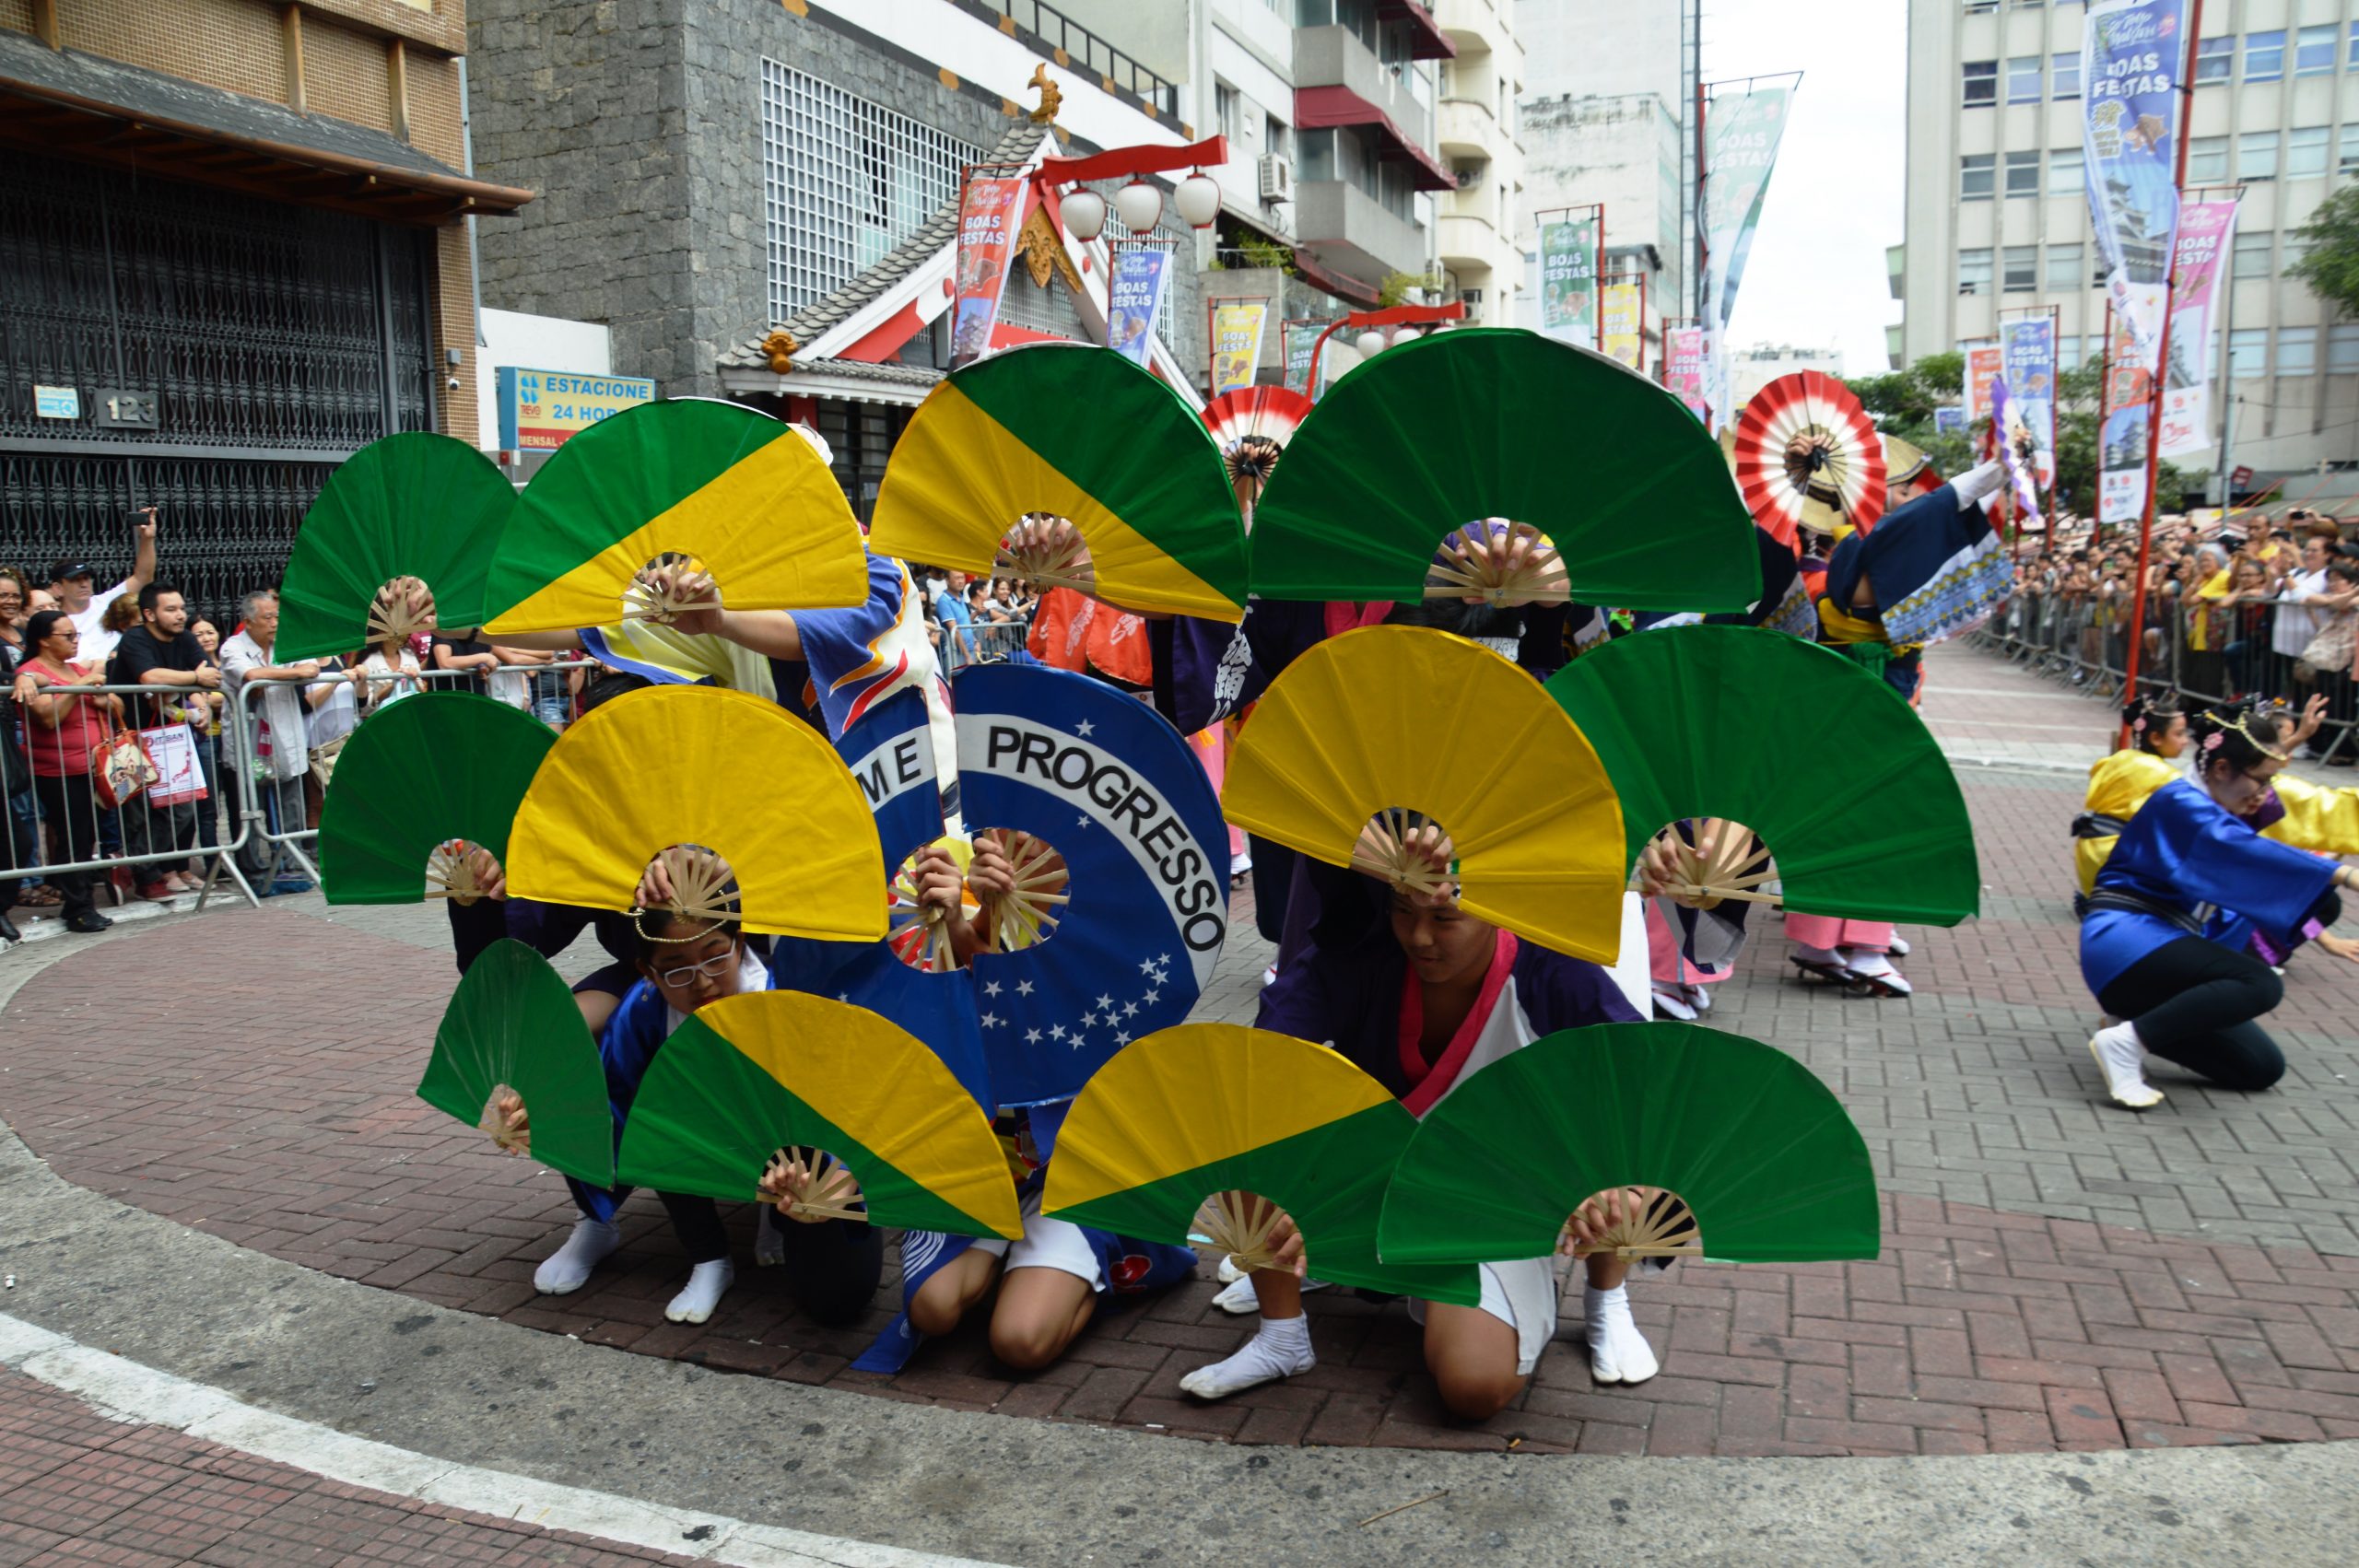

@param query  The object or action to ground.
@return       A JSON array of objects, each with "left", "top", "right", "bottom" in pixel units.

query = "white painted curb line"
[{"left": 0, "top": 1312, "right": 1003, "bottom": 1568}]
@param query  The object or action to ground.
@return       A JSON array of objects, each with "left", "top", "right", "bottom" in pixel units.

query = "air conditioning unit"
[
  {"left": 1460, "top": 287, "right": 1484, "bottom": 321},
  {"left": 1258, "top": 152, "right": 1294, "bottom": 203},
  {"left": 1453, "top": 158, "right": 1487, "bottom": 190}
]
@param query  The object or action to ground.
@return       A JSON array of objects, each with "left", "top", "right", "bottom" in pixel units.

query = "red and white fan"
[
  {"left": 1202, "top": 386, "right": 1315, "bottom": 517},
  {"left": 1732, "top": 371, "right": 1887, "bottom": 545}
]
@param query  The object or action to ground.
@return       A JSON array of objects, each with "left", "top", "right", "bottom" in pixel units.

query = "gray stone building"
[{"left": 468, "top": 0, "right": 1236, "bottom": 515}]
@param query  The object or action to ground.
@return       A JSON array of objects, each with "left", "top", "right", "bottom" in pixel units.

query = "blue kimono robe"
[{"left": 2081, "top": 778, "right": 2336, "bottom": 996}]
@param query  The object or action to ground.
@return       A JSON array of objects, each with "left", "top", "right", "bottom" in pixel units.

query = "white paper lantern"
[
  {"left": 1114, "top": 180, "right": 1165, "bottom": 235},
  {"left": 1062, "top": 188, "right": 1107, "bottom": 242},
  {"left": 1174, "top": 171, "right": 1222, "bottom": 228},
  {"left": 1355, "top": 329, "right": 1388, "bottom": 358}
]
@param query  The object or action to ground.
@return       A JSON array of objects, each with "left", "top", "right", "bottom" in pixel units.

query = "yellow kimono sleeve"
[{"left": 2264, "top": 774, "right": 2359, "bottom": 857}]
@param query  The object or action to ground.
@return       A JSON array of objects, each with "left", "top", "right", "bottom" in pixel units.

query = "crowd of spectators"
[
  {"left": 0, "top": 521, "right": 596, "bottom": 943},
  {"left": 2001, "top": 506, "right": 2359, "bottom": 760},
  {"left": 915, "top": 568, "right": 1039, "bottom": 672}
]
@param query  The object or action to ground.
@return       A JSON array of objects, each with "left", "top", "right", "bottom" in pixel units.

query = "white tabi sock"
[
  {"left": 1179, "top": 1313, "right": 1315, "bottom": 1399},
  {"left": 534, "top": 1218, "right": 621, "bottom": 1296},
  {"left": 1585, "top": 1283, "right": 1660, "bottom": 1386},
  {"left": 665, "top": 1258, "right": 735, "bottom": 1324},
  {"left": 2089, "top": 1020, "right": 2165, "bottom": 1109}
]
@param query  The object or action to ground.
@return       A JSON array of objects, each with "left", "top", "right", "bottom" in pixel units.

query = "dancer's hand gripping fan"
[
  {"left": 316, "top": 691, "right": 555, "bottom": 904},
  {"left": 1249, "top": 330, "right": 1759, "bottom": 612},
  {"left": 1222, "top": 626, "right": 1625, "bottom": 962},
  {"left": 419, "top": 939, "right": 615, "bottom": 1188},
  {"left": 277, "top": 432, "right": 515, "bottom": 661},
  {"left": 767, "top": 688, "right": 992, "bottom": 1111},
  {"left": 1377, "top": 1023, "right": 1881, "bottom": 1268},
  {"left": 1731, "top": 370, "right": 1889, "bottom": 546},
  {"left": 868, "top": 343, "right": 1249, "bottom": 620},
  {"left": 1045, "top": 1024, "right": 1479, "bottom": 1304},
  {"left": 616, "top": 990, "right": 1021, "bottom": 1241},
  {"left": 956, "top": 662, "right": 1232, "bottom": 1111},
  {"left": 503, "top": 685, "right": 885, "bottom": 941},
  {"left": 484, "top": 398, "right": 868, "bottom": 634},
  {"left": 1543, "top": 625, "right": 1981, "bottom": 927}
]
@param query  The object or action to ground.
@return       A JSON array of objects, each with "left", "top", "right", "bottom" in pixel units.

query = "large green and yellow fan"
[
  {"left": 317, "top": 691, "right": 556, "bottom": 904},
  {"left": 1222, "top": 626, "right": 1625, "bottom": 962},
  {"left": 503, "top": 685, "right": 885, "bottom": 941},
  {"left": 484, "top": 399, "right": 866, "bottom": 634},
  {"left": 1543, "top": 625, "right": 1980, "bottom": 926},
  {"left": 1250, "top": 329, "right": 1758, "bottom": 611},
  {"left": 616, "top": 990, "right": 1020, "bottom": 1240},
  {"left": 868, "top": 343, "right": 1248, "bottom": 620},
  {"left": 1044, "top": 1024, "right": 1478, "bottom": 1304},
  {"left": 419, "top": 939, "right": 615, "bottom": 1187},
  {"left": 1377, "top": 1023, "right": 1880, "bottom": 1268},
  {"left": 278, "top": 433, "right": 516, "bottom": 661}
]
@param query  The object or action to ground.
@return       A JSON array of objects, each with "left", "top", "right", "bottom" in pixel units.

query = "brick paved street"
[
  {"left": 5, "top": 642, "right": 2359, "bottom": 1465},
  {"left": 0, "top": 1367, "right": 704, "bottom": 1566}
]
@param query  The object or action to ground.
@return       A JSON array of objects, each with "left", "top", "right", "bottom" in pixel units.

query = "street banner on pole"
[
  {"left": 2001, "top": 316, "right": 2058, "bottom": 486},
  {"left": 1701, "top": 83, "right": 1795, "bottom": 427},
  {"left": 1665, "top": 326, "right": 1708, "bottom": 418},
  {"left": 950, "top": 176, "right": 1028, "bottom": 366},
  {"left": 1539, "top": 216, "right": 1601, "bottom": 347},
  {"left": 2158, "top": 193, "right": 2239, "bottom": 458},
  {"left": 1210, "top": 301, "right": 1269, "bottom": 395},
  {"left": 1989, "top": 374, "right": 2045, "bottom": 526},
  {"left": 1107, "top": 249, "right": 1171, "bottom": 367},
  {"left": 1934, "top": 406, "right": 1966, "bottom": 434},
  {"left": 1283, "top": 319, "right": 1320, "bottom": 396},
  {"left": 2099, "top": 309, "right": 2152, "bottom": 525},
  {"left": 2081, "top": 0, "right": 2188, "bottom": 368},
  {"left": 1601, "top": 282, "right": 1643, "bottom": 369},
  {"left": 1962, "top": 342, "right": 2004, "bottom": 426}
]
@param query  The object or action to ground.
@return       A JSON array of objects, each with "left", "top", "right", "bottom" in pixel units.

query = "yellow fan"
[
  {"left": 505, "top": 685, "right": 886, "bottom": 941},
  {"left": 1222, "top": 626, "right": 1625, "bottom": 962},
  {"left": 484, "top": 399, "right": 868, "bottom": 634}
]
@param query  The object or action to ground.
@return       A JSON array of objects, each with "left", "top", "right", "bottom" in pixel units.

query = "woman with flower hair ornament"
[{"left": 2079, "top": 704, "right": 2359, "bottom": 1109}]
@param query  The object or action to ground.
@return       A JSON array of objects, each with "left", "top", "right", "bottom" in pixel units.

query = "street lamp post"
[{"left": 1307, "top": 301, "right": 1469, "bottom": 394}]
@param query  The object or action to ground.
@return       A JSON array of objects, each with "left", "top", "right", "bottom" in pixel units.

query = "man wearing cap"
[{"left": 48, "top": 511, "right": 158, "bottom": 666}]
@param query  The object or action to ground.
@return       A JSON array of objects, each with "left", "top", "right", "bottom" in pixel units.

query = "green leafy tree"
[
  {"left": 1851, "top": 351, "right": 1973, "bottom": 478},
  {"left": 2289, "top": 185, "right": 2359, "bottom": 317}
]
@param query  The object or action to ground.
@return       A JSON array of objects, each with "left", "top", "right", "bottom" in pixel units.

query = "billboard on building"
[{"left": 496, "top": 368, "right": 657, "bottom": 451}]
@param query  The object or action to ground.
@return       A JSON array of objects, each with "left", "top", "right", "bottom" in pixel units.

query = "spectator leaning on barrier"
[
  {"left": 218, "top": 591, "right": 316, "bottom": 891},
  {"left": 0, "top": 568, "right": 42, "bottom": 933},
  {"left": 186, "top": 618, "right": 229, "bottom": 869},
  {"left": 12, "top": 609, "right": 123, "bottom": 935},
  {"left": 47, "top": 509, "right": 158, "bottom": 667},
  {"left": 106, "top": 582, "right": 219, "bottom": 900},
  {"left": 430, "top": 626, "right": 501, "bottom": 696}
]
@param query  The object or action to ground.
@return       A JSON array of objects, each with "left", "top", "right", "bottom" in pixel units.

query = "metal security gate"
[{"left": 0, "top": 154, "right": 435, "bottom": 625}]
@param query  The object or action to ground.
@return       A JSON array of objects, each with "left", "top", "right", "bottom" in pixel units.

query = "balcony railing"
[{"left": 975, "top": 0, "right": 1180, "bottom": 120}]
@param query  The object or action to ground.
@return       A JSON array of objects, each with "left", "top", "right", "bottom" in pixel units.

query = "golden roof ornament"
[
  {"left": 762, "top": 330, "right": 799, "bottom": 374},
  {"left": 1027, "top": 64, "right": 1062, "bottom": 124}
]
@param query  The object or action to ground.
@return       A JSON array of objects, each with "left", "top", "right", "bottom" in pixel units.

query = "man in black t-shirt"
[{"left": 106, "top": 582, "right": 218, "bottom": 898}]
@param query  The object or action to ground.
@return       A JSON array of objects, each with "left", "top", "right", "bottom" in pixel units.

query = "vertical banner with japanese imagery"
[
  {"left": 1601, "top": 281, "right": 1644, "bottom": 369},
  {"left": 2100, "top": 308, "right": 2153, "bottom": 525},
  {"left": 950, "top": 176, "right": 1028, "bottom": 367},
  {"left": 2158, "top": 195, "right": 2240, "bottom": 458},
  {"left": 1209, "top": 302, "right": 1269, "bottom": 396},
  {"left": 2001, "top": 316, "right": 2058, "bottom": 486},
  {"left": 1539, "top": 216, "right": 1602, "bottom": 347},
  {"left": 2081, "top": 0, "right": 2188, "bottom": 369},
  {"left": 1106, "top": 249, "right": 1171, "bottom": 367}
]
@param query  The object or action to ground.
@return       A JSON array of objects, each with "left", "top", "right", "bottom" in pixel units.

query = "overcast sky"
[{"left": 1702, "top": 0, "right": 1907, "bottom": 375}]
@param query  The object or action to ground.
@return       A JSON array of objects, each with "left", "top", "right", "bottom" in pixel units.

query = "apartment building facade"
[{"left": 1899, "top": 0, "right": 2359, "bottom": 487}]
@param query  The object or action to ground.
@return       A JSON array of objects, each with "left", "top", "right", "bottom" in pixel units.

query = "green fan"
[
  {"left": 1042, "top": 1024, "right": 1479, "bottom": 1304},
  {"left": 1377, "top": 1023, "right": 1880, "bottom": 1268},
  {"left": 484, "top": 398, "right": 868, "bottom": 634},
  {"left": 278, "top": 432, "right": 516, "bottom": 661},
  {"left": 316, "top": 691, "right": 555, "bottom": 904},
  {"left": 1543, "top": 624, "right": 1980, "bottom": 926},
  {"left": 867, "top": 343, "right": 1249, "bottom": 619},
  {"left": 419, "top": 939, "right": 614, "bottom": 1187},
  {"left": 615, "top": 991, "right": 1021, "bottom": 1240},
  {"left": 1250, "top": 329, "right": 1758, "bottom": 611}
]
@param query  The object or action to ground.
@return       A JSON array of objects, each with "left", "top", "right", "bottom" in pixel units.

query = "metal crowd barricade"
[
  {"left": 1972, "top": 587, "right": 2359, "bottom": 764},
  {"left": 2, "top": 676, "right": 263, "bottom": 921},
  {"left": 232, "top": 657, "right": 596, "bottom": 893}
]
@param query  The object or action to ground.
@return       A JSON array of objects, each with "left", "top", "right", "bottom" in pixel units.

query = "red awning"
[
  {"left": 1288, "top": 248, "right": 1381, "bottom": 309},
  {"left": 1295, "top": 86, "right": 1456, "bottom": 193},
  {"left": 1377, "top": 2, "right": 1457, "bottom": 61}
]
